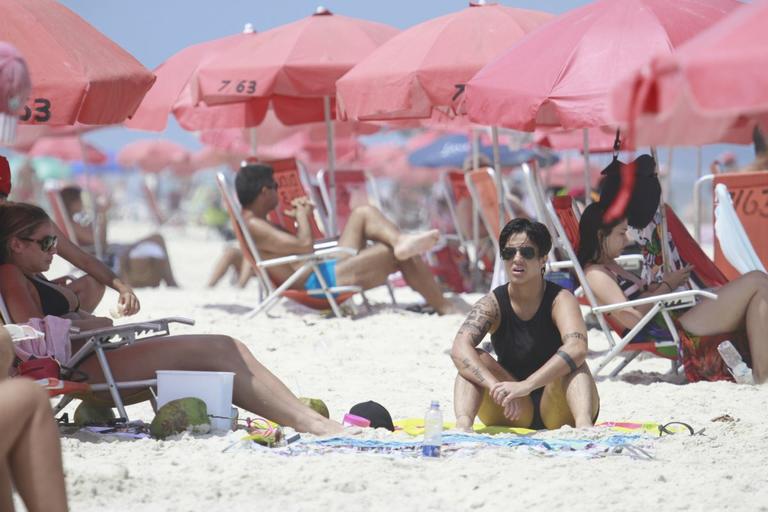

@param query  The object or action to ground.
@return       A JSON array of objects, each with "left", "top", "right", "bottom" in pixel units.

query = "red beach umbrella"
[
  {"left": 117, "top": 139, "right": 189, "bottom": 173},
  {"left": 193, "top": 7, "right": 397, "bottom": 124},
  {"left": 0, "top": 0, "right": 155, "bottom": 125},
  {"left": 125, "top": 25, "right": 269, "bottom": 132},
  {"left": 611, "top": 0, "right": 768, "bottom": 147},
  {"left": 535, "top": 127, "right": 619, "bottom": 153},
  {"left": 465, "top": 0, "right": 741, "bottom": 132},
  {"left": 336, "top": 1, "right": 552, "bottom": 122},
  {"left": 0, "top": 41, "right": 31, "bottom": 143},
  {"left": 27, "top": 136, "right": 107, "bottom": 165}
]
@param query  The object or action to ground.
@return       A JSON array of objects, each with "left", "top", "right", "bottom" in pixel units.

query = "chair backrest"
[
  {"left": 441, "top": 170, "right": 473, "bottom": 244},
  {"left": 665, "top": 204, "right": 728, "bottom": 288},
  {"left": 44, "top": 185, "right": 77, "bottom": 242},
  {"left": 712, "top": 171, "right": 768, "bottom": 279},
  {"left": 265, "top": 158, "right": 326, "bottom": 239},
  {"left": 714, "top": 182, "right": 767, "bottom": 274},
  {"left": 215, "top": 172, "right": 275, "bottom": 294},
  {"left": 0, "top": 289, "right": 11, "bottom": 324},
  {"left": 464, "top": 167, "right": 511, "bottom": 251},
  {"left": 316, "top": 168, "right": 381, "bottom": 233},
  {"left": 142, "top": 174, "right": 165, "bottom": 227}
]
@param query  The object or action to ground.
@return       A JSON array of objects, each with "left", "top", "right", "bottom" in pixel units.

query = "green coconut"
[
  {"left": 73, "top": 402, "right": 117, "bottom": 426},
  {"left": 299, "top": 397, "right": 330, "bottom": 419},
  {"left": 150, "top": 398, "right": 211, "bottom": 439}
]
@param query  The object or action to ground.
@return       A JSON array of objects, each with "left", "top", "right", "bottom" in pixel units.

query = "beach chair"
[
  {"left": 0, "top": 290, "right": 194, "bottom": 420},
  {"left": 44, "top": 184, "right": 77, "bottom": 242},
  {"left": 714, "top": 183, "right": 766, "bottom": 274},
  {"left": 265, "top": 158, "right": 329, "bottom": 240},
  {"left": 142, "top": 174, "right": 166, "bottom": 227},
  {"left": 547, "top": 195, "right": 717, "bottom": 377},
  {"left": 216, "top": 171, "right": 362, "bottom": 318},
  {"left": 316, "top": 168, "right": 384, "bottom": 233}
]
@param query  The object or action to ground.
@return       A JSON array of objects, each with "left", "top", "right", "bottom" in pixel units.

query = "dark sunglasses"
[
  {"left": 20, "top": 235, "right": 58, "bottom": 252},
  {"left": 263, "top": 181, "right": 278, "bottom": 191},
  {"left": 500, "top": 245, "right": 536, "bottom": 261}
]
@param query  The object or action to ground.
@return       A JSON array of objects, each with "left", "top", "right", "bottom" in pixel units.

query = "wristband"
[{"left": 556, "top": 350, "right": 578, "bottom": 373}]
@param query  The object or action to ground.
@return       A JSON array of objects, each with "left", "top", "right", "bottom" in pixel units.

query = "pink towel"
[{"left": 13, "top": 316, "right": 72, "bottom": 364}]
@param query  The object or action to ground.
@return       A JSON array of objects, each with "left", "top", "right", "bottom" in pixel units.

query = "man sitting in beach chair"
[
  {"left": 451, "top": 218, "right": 600, "bottom": 431},
  {"left": 235, "top": 162, "right": 461, "bottom": 315},
  {"left": 57, "top": 185, "right": 178, "bottom": 288}
]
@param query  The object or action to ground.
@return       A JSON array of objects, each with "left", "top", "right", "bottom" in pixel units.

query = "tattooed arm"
[
  {"left": 516, "top": 289, "right": 590, "bottom": 394},
  {"left": 450, "top": 294, "right": 501, "bottom": 389}
]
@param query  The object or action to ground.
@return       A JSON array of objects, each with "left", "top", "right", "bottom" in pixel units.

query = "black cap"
[{"left": 349, "top": 401, "right": 394, "bottom": 431}]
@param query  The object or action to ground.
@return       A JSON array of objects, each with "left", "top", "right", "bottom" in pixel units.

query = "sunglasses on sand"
[
  {"left": 500, "top": 245, "right": 536, "bottom": 261},
  {"left": 20, "top": 235, "right": 58, "bottom": 252}
]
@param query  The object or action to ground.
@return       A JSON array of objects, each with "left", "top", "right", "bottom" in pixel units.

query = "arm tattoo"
[
  {"left": 556, "top": 349, "right": 579, "bottom": 373},
  {"left": 456, "top": 296, "right": 499, "bottom": 346},
  {"left": 562, "top": 332, "right": 588, "bottom": 343},
  {"left": 471, "top": 366, "right": 486, "bottom": 384}
]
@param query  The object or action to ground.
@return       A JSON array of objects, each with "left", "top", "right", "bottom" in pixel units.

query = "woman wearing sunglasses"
[
  {"left": 0, "top": 203, "right": 345, "bottom": 436},
  {"left": 451, "top": 218, "right": 599, "bottom": 431}
]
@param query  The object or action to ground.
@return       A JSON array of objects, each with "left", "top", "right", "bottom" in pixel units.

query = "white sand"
[{"left": 33, "top": 222, "right": 768, "bottom": 512}]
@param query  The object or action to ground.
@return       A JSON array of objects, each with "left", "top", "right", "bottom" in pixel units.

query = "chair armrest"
[
  {"left": 591, "top": 289, "right": 717, "bottom": 314},
  {"left": 313, "top": 237, "right": 339, "bottom": 250},
  {"left": 258, "top": 247, "right": 357, "bottom": 268},
  {"left": 71, "top": 317, "right": 195, "bottom": 341}
]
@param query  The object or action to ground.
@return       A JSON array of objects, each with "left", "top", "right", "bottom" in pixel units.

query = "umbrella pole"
[
  {"left": 665, "top": 147, "right": 674, "bottom": 203},
  {"left": 323, "top": 95, "right": 337, "bottom": 236},
  {"left": 249, "top": 127, "right": 258, "bottom": 156},
  {"left": 651, "top": 146, "right": 672, "bottom": 274},
  {"left": 472, "top": 128, "right": 480, "bottom": 170},
  {"left": 491, "top": 126, "right": 503, "bottom": 232},
  {"left": 583, "top": 128, "right": 591, "bottom": 204},
  {"left": 78, "top": 135, "right": 103, "bottom": 260}
]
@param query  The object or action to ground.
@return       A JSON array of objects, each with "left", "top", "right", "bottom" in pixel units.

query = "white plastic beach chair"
[{"left": 714, "top": 183, "right": 766, "bottom": 274}]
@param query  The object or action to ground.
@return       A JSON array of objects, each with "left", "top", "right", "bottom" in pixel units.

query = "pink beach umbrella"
[
  {"left": 125, "top": 25, "right": 269, "bottom": 133},
  {"left": 611, "top": 0, "right": 768, "bottom": 147},
  {"left": 336, "top": 1, "right": 552, "bottom": 122},
  {"left": 465, "top": 0, "right": 740, "bottom": 203},
  {"left": 465, "top": 0, "right": 740, "bottom": 131},
  {"left": 1, "top": 0, "right": 155, "bottom": 125},
  {"left": 535, "top": 127, "right": 620, "bottom": 153},
  {"left": 0, "top": 42, "right": 31, "bottom": 144},
  {"left": 117, "top": 139, "right": 189, "bottom": 173},
  {"left": 192, "top": 7, "right": 398, "bottom": 235},
  {"left": 27, "top": 136, "right": 107, "bottom": 165}
]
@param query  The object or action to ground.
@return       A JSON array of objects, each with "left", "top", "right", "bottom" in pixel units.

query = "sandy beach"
[{"left": 33, "top": 221, "right": 767, "bottom": 512}]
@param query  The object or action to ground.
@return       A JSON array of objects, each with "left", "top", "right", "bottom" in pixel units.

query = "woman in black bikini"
[
  {"left": 451, "top": 218, "right": 599, "bottom": 431},
  {"left": 0, "top": 203, "right": 344, "bottom": 436},
  {"left": 578, "top": 201, "right": 768, "bottom": 383}
]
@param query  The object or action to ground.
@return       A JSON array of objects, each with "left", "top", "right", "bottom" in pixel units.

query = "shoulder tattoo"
[{"left": 562, "top": 331, "right": 588, "bottom": 343}]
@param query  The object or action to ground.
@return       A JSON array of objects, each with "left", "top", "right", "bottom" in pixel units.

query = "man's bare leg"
[
  {"left": 398, "top": 256, "right": 455, "bottom": 314},
  {"left": 338, "top": 206, "right": 439, "bottom": 260}
]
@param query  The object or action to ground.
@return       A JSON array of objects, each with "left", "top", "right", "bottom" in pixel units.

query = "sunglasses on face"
[
  {"left": 500, "top": 245, "right": 536, "bottom": 261},
  {"left": 20, "top": 235, "right": 58, "bottom": 252},
  {"left": 263, "top": 181, "right": 278, "bottom": 191}
]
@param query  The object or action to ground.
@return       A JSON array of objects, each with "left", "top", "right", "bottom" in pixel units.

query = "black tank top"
[
  {"left": 491, "top": 281, "right": 564, "bottom": 381},
  {"left": 26, "top": 275, "right": 73, "bottom": 317}
]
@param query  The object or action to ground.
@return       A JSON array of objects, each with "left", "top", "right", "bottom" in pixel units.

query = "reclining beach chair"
[
  {"left": 216, "top": 172, "right": 361, "bottom": 318},
  {"left": 0, "top": 289, "right": 194, "bottom": 420},
  {"left": 266, "top": 158, "right": 330, "bottom": 241},
  {"left": 44, "top": 184, "right": 78, "bottom": 242},
  {"left": 316, "top": 168, "right": 383, "bottom": 233},
  {"left": 547, "top": 195, "right": 717, "bottom": 377},
  {"left": 714, "top": 183, "right": 766, "bottom": 274}
]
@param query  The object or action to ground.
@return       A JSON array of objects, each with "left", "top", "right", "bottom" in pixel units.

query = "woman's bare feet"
[{"left": 394, "top": 230, "right": 440, "bottom": 261}]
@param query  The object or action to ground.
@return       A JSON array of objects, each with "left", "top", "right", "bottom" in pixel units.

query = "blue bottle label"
[{"left": 422, "top": 445, "right": 441, "bottom": 457}]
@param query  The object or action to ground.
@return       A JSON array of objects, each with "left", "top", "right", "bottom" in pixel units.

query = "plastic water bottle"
[
  {"left": 717, "top": 340, "right": 754, "bottom": 385},
  {"left": 422, "top": 400, "right": 443, "bottom": 458}
]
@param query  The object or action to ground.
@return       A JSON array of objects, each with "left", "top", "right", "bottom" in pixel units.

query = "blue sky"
[{"left": 57, "top": 0, "right": 757, "bottom": 203}]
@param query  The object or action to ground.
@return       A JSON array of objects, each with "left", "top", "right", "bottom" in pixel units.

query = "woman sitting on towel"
[
  {"left": 0, "top": 203, "right": 343, "bottom": 436},
  {"left": 451, "top": 218, "right": 599, "bottom": 431},
  {"left": 578, "top": 201, "right": 768, "bottom": 384},
  {"left": 0, "top": 327, "right": 68, "bottom": 512}
]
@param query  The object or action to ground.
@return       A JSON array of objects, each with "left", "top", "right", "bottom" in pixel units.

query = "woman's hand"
[
  {"left": 118, "top": 289, "right": 140, "bottom": 316},
  {"left": 662, "top": 264, "right": 693, "bottom": 290}
]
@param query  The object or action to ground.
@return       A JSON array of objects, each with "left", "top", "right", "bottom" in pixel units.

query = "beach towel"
[{"left": 12, "top": 315, "right": 72, "bottom": 364}]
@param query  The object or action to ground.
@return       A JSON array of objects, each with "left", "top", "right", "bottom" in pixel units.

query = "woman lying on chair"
[
  {"left": 451, "top": 218, "right": 600, "bottom": 431},
  {"left": 0, "top": 203, "right": 343, "bottom": 436},
  {"left": 0, "top": 327, "right": 68, "bottom": 512},
  {"left": 578, "top": 201, "right": 768, "bottom": 384}
]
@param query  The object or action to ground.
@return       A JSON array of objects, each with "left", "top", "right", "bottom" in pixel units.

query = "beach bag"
[{"left": 18, "top": 356, "right": 61, "bottom": 380}]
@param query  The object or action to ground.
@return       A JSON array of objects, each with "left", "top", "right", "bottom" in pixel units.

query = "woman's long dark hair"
[
  {"left": 0, "top": 202, "right": 51, "bottom": 264},
  {"left": 577, "top": 202, "right": 623, "bottom": 267}
]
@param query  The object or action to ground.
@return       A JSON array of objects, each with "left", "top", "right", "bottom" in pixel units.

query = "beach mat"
[{"left": 393, "top": 418, "right": 676, "bottom": 436}]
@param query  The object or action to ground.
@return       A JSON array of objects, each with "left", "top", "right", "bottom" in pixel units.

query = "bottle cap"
[{"left": 430, "top": 400, "right": 440, "bottom": 409}]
